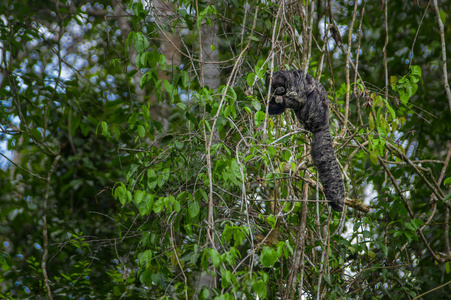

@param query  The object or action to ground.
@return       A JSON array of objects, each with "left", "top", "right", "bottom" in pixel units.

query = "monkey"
[{"left": 267, "top": 70, "right": 345, "bottom": 212}]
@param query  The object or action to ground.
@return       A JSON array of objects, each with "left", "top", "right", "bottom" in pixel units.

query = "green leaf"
[
  {"left": 404, "top": 230, "right": 417, "bottom": 242},
  {"left": 224, "top": 105, "right": 231, "bottom": 118},
  {"left": 228, "top": 87, "right": 237, "bottom": 101},
  {"left": 199, "top": 188, "right": 209, "bottom": 202},
  {"left": 138, "top": 269, "right": 152, "bottom": 286},
  {"left": 261, "top": 246, "right": 278, "bottom": 267},
  {"left": 247, "top": 72, "right": 255, "bottom": 87},
  {"left": 209, "top": 249, "right": 221, "bottom": 268},
  {"left": 142, "top": 104, "right": 150, "bottom": 121},
  {"left": 367, "top": 250, "right": 376, "bottom": 259},
  {"left": 380, "top": 243, "right": 388, "bottom": 257},
  {"left": 140, "top": 232, "right": 150, "bottom": 246},
  {"left": 188, "top": 201, "right": 200, "bottom": 218},
  {"left": 163, "top": 79, "right": 172, "bottom": 94},
  {"left": 404, "top": 221, "right": 415, "bottom": 232},
  {"left": 264, "top": 19, "right": 272, "bottom": 30},
  {"left": 133, "top": 32, "right": 149, "bottom": 54},
  {"left": 254, "top": 111, "right": 266, "bottom": 127},
  {"left": 410, "top": 65, "right": 422, "bottom": 82},
  {"left": 267, "top": 214, "right": 276, "bottom": 229},
  {"left": 383, "top": 99, "right": 396, "bottom": 120},
  {"left": 252, "top": 280, "right": 267, "bottom": 298},
  {"left": 138, "top": 125, "right": 145, "bottom": 137},
  {"left": 113, "top": 183, "right": 127, "bottom": 206},
  {"left": 139, "top": 194, "right": 154, "bottom": 216},
  {"left": 132, "top": 1, "right": 144, "bottom": 16},
  {"left": 159, "top": 54, "right": 167, "bottom": 70},
  {"left": 233, "top": 228, "right": 246, "bottom": 247},
  {"left": 390, "top": 75, "right": 398, "bottom": 90},
  {"left": 411, "top": 219, "right": 424, "bottom": 230},
  {"left": 213, "top": 294, "right": 233, "bottom": 300},
  {"left": 147, "top": 169, "right": 157, "bottom": 190},
  {"left": 222, "top": 225, "right": 233, "bottom": 244},
  {"left": 30, "top": 128, "right": 42, "bottom": 141},
  {"left": 173, "top": 199, "right": 181, "bottom": 213},
  {"left": 197, "top": 5, "right": 216, "bottom": 29},
  {"left": 443, "top": 177, "right": 451, "bottom": 186},
  {"left": 97, "top": 121, "right": 110, "bottom": 138},
  {"left": 446, "top": 262, "right": 450, "bottom": 274},
  {"left": 80, "top": 122, "right": 89, "bottom": 136},
  {"left": 369, "top": 151, "right": 378, "bottom": 165},
  {"left": 157, "top": 168, "right": 170, "bottom": 187},
  {"left": 128, "top": 113, "right": 139, "bottom": 126},
  {"left": 161, "top": 168, "right": 170, "bottom": 182},
  {"left": 181, "top": 71, "right": 189, "bottom": 88},
  {"left": 138, "top": 250, "right": 152, "bottom": 268},
  {"left": 126, "top": 31, "right": 135, "bottom": 51},
  {"left": 368, "top": 114, "right": 375, "bottom": 131},
  {"left": 201, "top": 289, "right": 210, "bottom": 299},
  {"left": 222, "top": 247, "right": 239, "bottom": 267},
  {"left": 134, "top": 190, "right": 145, "bottom": 204},
  {"left": 221, "top": 268, "right": 232, "bottom": 289},
  {"left": 153, "top": 198, "right": 164, "bottom": 213},
  {"left": 283, "top": 149, "right": 291, "bottom": 161},
  {"left": 255, "top": 59, "right": 267, "bottom": 79},
  {"left": 276, "top": 241, "right": 285, "bottom": 257},
  {"left": 230, "top": 159, "right": 241, "bottom": 180},
  {"left": 250, "top": 35, "right": 260, "bottom": 41},
  {"left": 252, "top": 98, "right": 261, "bottom": 111}
]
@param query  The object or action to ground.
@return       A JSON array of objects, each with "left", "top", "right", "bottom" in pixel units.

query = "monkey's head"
[
  {"left": 267, "top": 70, "right": 306, "bottom": 115},
  {"left": 267, "top": 70, "right": 330, "bottom": 132}
]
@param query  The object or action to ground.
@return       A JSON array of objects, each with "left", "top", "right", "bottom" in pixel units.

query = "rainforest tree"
[{"left": 1, "top": 0, "right": 451, "bottom": 299}]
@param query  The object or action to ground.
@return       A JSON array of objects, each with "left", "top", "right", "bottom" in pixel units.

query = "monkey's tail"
[{"left": 310, "top": 129, "right": 345, "bottom": 212}]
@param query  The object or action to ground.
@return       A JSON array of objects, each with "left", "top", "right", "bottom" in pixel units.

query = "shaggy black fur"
[{"left": 268, "top": 70, "right": 345, "bottom": 212}]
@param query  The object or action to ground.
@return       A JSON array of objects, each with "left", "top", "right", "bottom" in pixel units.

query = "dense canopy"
[{"left": 1, "top": 0, "right": 451, "bottom": 299}]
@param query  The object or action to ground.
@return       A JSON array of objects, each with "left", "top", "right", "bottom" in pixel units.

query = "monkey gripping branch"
[{"left": 267, "top": 70, "right": 345, "bottom": 212}]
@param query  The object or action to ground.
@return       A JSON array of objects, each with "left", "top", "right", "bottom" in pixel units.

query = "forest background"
[{"left": 1, "top": 0, "right": 451, "bottom": 299}]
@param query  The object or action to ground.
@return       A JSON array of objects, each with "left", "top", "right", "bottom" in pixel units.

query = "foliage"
[{"left": 1, "top": 0, "right": 451, "bottom": 299}]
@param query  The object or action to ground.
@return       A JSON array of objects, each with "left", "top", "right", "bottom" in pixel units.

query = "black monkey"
[{"left": 268, "top": 70, "right": 345, "bottom": 212}]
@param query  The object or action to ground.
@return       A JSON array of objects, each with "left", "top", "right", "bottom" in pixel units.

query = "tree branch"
[
  {"left": 42, "top": 154, "right": 61, "bottom": 300},
  {"left": 433, "top": 0, "right": 451, "bottom": 112}
]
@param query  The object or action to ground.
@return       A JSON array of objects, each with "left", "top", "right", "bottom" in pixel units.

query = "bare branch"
[{"left": 433, "top": 0, "right": 451, "bottom": 112}]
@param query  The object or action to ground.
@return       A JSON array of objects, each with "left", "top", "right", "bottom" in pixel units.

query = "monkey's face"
[{"left": 267, "top": 71, "right": 302, "bottom": 115}]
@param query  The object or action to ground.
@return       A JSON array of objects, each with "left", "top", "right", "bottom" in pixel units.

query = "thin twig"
[
  {"left": 354, "top": 4, "right": 365, "bottom": 127},
  {"left": 42, "top": 154, "right": 61, "bottom": 300},
  {"left": 379, "top": 157, "right": 415, "bottom": 219},
  {"left": 382, "top": 0, "right": 389, "bottom": 102},
  {"left": 286, "top": 156, "right": 310, "bottom": 299},
  {"left": 432, "top": 0, "right": 451, "bottom": 112},
  {"left": 306, "top": 0, "right": 315, "bottom": 71},
  {"left": 263, "top": 2, "right": 283, "bottom": 135},
  {"left": 196, "top": 0, "right": 204, "bottom": 87},
  {"left": 408, "top": 0, "right": 431, "bottom": 69},
  {"left": 170, "top": 220, "right": 188, "bottom": 300},
  {"left": 298, "top": 181, "right": 308, "bottom": 299},
  {"left": 342, "top": 0, "right": 359, "bottom": 134},
  {"left": 380, "top": 155, "right": 448, "bottom": 263},
  {"left": 438, "top": 143, "right": 451, "bottom": 256},
  {"left": 412, "top": 278, "right": 451, "bottom": 300},
  {"left": 236, "top": 137, "right": 255, "bottom": 277},
  {"left": 0, "top": 152, "right": 46, "bottom": 181},
  {"left": 204, "top": 5, "right": 260, "bottom": 249},
  {"left": 437, "top": 142, "right": 451, "bottom": 185},
  {"left": 386, "top": 142, "right": 445, "bottom": 200}
]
